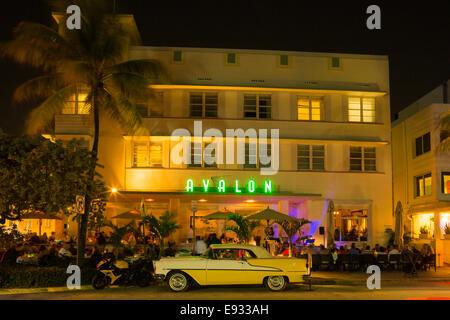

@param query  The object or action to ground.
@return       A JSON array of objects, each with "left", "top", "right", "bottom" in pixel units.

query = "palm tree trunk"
[{"left": 77, "top": 89, "right": 100, "bottom": 264}]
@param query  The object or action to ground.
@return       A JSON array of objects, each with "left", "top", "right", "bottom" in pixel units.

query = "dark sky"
[{"left": 0, "top": 0, "right": 449, "bottom": 134}]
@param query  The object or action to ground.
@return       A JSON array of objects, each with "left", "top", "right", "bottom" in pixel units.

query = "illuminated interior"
[
  {"left": 440, "top": 212, "right": 450, "bottom": 236},
  {"left": 333, "top": 209, "right": 368, "bottom": 242},
  {"left": 412, "top": 213, "right": 434, "bottom": 238}
]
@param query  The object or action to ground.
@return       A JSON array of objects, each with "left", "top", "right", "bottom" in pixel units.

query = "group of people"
[{"left": 294, "top": 242, "right": 435, "bottom": 272}]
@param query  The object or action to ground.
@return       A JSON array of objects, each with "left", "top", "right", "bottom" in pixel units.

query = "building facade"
[
  {"left": 392, "top": 80, "right": 450, "bottom": 265},
  {"left": 49, "top": 41, "right": 393, "bottom": 249}
]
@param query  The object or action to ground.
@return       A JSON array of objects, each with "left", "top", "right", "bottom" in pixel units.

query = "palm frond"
[
  {"left": 0, "top": 22, "right": 75, "bottom": 71},
  {"left": 12, "top": 74, "right": 68, "bottom": 104},
  {"left": 24, "top": 85, "right": 76, "bottom": 134},
  {"left": 59, "top": 61, "right": 94, "bottom": 85},
  {"left": 102, "top": 89, "right": 148, "bottom": 135},
  {"left": 107, "top": 59, "right": 168, "bottom": 82},
  {"left": 104, "top": 72, "right": 154, "bottom": 104}
]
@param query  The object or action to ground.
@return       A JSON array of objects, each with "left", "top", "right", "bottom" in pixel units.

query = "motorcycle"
[{"left": 92, "top": 252, "right": 153, "bottom": 289}]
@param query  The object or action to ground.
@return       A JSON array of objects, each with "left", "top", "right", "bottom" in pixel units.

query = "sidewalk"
[{"left": 311, "top": 266, "right": 450, "bottom": 285}]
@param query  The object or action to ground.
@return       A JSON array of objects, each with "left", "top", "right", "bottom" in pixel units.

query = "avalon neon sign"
[{"left": 185, "top": 179, "right": 272, "bottom": 194}]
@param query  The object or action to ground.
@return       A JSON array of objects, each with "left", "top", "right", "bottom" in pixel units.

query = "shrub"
[{"left": 0, "top": 265, "right": 97, "bottom": 288}]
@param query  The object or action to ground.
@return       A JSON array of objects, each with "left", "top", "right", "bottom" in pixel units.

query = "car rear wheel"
[
  {"left": 167, "top": 272, "right": 190, "bottom": 292},
  {"left": 265, "top": 276, "right": 287, "bottom": 291}
]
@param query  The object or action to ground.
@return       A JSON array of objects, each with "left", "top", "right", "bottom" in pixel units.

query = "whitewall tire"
[
  {"left": 167, "top": 272, "right": 190, "bottom": 292},
  {"left": 265, "top": 276, "right": 287, "bottom": 291}
]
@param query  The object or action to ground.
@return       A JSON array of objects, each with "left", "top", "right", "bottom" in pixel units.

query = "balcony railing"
[{"left": 55, "top": 114, "right": 92, "bottom": 134}]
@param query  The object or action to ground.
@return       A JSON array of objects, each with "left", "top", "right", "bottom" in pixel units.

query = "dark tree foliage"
[{"left": 0, "top": 134, "right": 106, "bottom": 223}]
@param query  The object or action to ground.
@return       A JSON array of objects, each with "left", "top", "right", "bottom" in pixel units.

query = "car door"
[{"left": 206, "top": 249, "right": 248, "bottom": 285}]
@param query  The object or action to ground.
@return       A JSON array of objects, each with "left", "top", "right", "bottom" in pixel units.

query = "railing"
[{"left": 55, "top": 114, "right": 92, "bottom": 134}]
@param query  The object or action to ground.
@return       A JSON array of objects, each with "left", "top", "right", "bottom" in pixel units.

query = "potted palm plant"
[
  {"left": 444, "top": 224, "right": 450, "bottom": 240},
  {"left": 419, "top": 226, "right": 429, "bottom": 239}
]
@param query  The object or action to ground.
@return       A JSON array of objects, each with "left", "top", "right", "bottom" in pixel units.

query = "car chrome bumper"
[{"left": 154, "top": 274, "right": 165, "bottom": 281}]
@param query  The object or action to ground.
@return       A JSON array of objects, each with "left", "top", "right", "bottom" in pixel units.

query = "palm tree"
[
  {"left": 105, "top": 220, "right": 133, "bottom": 252},
  {"left": 224, "top": 214, "right": 261, "bottom": 244},
  {"left": 142, "top": 211, "right": 180, "bottom": 258},
  {"left": 276, "top": 219, "right": 311, "bottom": 257},
  {"left": 438, "top": 110, "right": 450, "bottom": 152},
  {"left": 0, "top": 0, "right": 166, "bottom": 259}
]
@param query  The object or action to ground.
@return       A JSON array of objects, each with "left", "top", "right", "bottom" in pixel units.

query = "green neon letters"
[
  {"left": 185, "top": 179, "right": 272, "bottom": 194},
  {"left": 186, "top": 179, "right": 194, "bottom": 192},
  {"left": 248, "top": 179, "right": 256, "bottom": 193},
  {"left": 218, "top": 180, "right": 226, "bottom": 192},
  {"left": 203, "top": 179, "right": 209, "bottom": 192}
]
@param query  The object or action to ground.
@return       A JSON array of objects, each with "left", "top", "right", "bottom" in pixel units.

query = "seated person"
[
  {"left": 338, "top": 246, "right": 348, "bottom": 255},
  {"left": 348, "top": 243, "right": 360, "bottom": 255},
  {"left": 388, "top": 245, "right": 400, "bottom": 260},
  {"left": 58, "top": 243, "right": 72, "bottom": 257},
  {"left": 362, "top": 245, "right": 373, "bottom": 254}
]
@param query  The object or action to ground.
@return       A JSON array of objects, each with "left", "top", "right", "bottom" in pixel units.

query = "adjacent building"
[{"left": 392, "top": 80, "right": 450, "bottom": 266}]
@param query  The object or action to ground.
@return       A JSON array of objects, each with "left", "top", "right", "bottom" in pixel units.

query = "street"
[{"left": 1, "top": 280, "right": 450, "bottom": 300}]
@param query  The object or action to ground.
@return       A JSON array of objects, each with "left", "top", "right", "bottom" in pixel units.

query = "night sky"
[{"left": 0, "top": 0, "right": 448, "bottom": 134}]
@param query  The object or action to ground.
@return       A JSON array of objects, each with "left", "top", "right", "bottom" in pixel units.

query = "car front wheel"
[
  {"left": 265, "top": 276, "right": 287, "bottom": 291},
  {"left": 167, "top": 272, "right": 190, "bottom": 292}
]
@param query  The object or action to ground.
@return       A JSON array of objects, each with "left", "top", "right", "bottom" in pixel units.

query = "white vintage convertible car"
[{"left": 153, "top": 244, "right": 310, "bottom": 292}]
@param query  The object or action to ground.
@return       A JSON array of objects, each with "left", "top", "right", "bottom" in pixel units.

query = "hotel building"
[
  {"left": 44, "top": 16, "right": 393, "bottom": 248},
  {"left": 392, "top": 80, "right": 450, "bottom": 265}
]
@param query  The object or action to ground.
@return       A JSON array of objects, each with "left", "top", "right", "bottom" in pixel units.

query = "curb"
[
  {"left": 316, "top": 277, "right": 450, "bottom": 286},
  {"left": 0, "top": 285, "right": 93, "bottom": 296}
]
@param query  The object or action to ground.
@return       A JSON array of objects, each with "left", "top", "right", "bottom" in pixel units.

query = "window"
[
  {"left": 331, "top": 57, "right": 340, "bottom": 68},
  {"left": 188, "top": 143, "right": 217, "bottom": 168},
  {"left": 189, "top": 142, "right": 202, "bottom": 168},
  {"left": 244, "top": 94, "right": 272, "bottom": 119},
  {"left": 212, "top": 248, "right": 256, "bottom": 260},
  {"left": 415, "top": 132, "right": 431, "bottom": 157},
  {"left": 349, "top": 146, "right": 376, "bottom": 172},
  {"left": 62, "top": 88, "right": 90, "bottom": 114},
  {"left": 172, "top": 50, "right": 183, "bottom": 63},
  {"left": 244, "top": 143, "right": 257, "bottom": 169},
  {"left": 44, "top": 219, "right": 52, "bottom": 228},
  {"left": 348, "top": 97, "right": 376, "bottom": 123},
  {"left": 133, "top": 141, "right": 163, "bottom": 168},
  {"left": 260, "top": 143, "right": 271, "bottom": 168},
  {"left": 190, "top": 93, "right": 218, "bottom": 118},
  {"left": 225, "top": 53, "right": 238, "bottom": 65},
  {"left": 136, "top": 92, "right": 164, "bottom": 117},
  {"left": 442, "top": 172, "right": 450, "bottom": 194},
  {"left": 329, "top": 57, "right": 342, "bottom": 70},
  {"left": 412, "top": 213, "right": 434, "bottom": 239},
  {"left": 297, "top": 145, "right": 325, "bottom": 170},
  {"left": 297, "top": 97, "right": 322, "bottom": 120},
  {"left": 242, "top": 142, "right": 271, "bottom": 169},
  {"left": 415, "top": 173, "right": 432, "bottom": 197},
  {"left": 278, "top": 55, "right": 289, "bottom": 67},
  {"left": 333, "top": 209, "right": 368, "bottom": 242}
]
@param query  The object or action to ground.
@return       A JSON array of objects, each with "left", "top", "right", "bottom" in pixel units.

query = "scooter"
[{"left": 92, "top": 252, "right": 153, "bottom": 289}]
